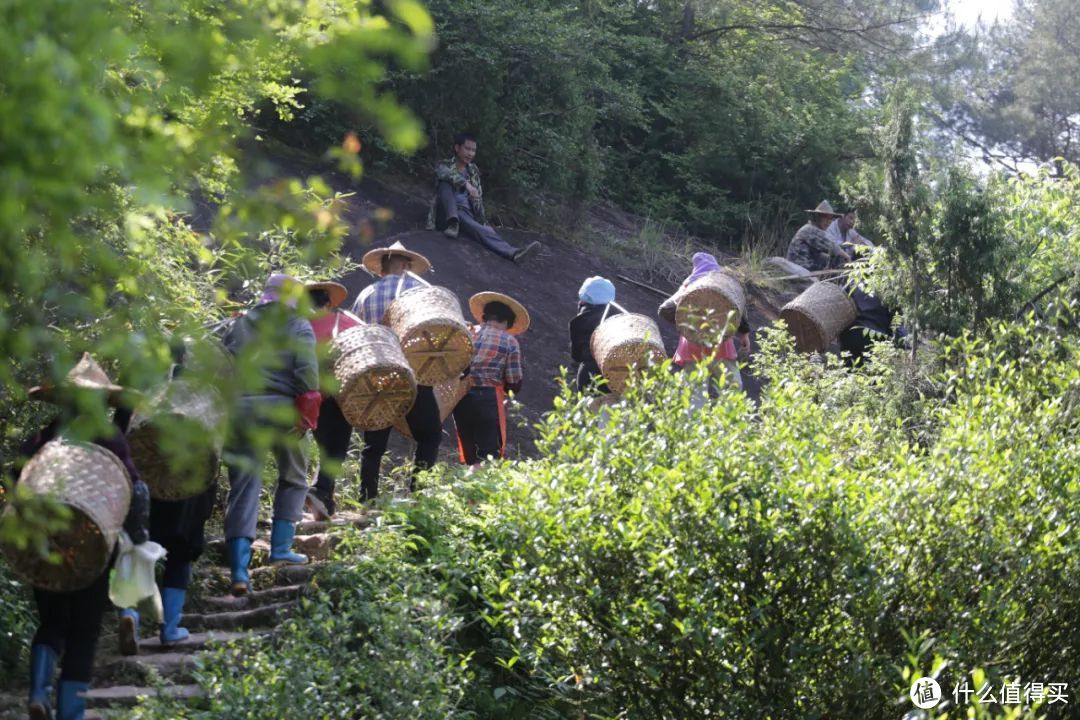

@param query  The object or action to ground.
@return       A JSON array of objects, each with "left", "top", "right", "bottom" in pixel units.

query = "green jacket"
[{"left": 431, "top": 157, "right": 487, "bottom": 225}]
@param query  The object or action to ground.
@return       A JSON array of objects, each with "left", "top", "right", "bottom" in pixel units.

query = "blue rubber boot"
[
  {"left": 159, "top": 587, "right": 191, "bottom": 645},
  {"left": 268, "top": 519, "right": 308, "bottom": 565},
  {"left": 56, "top": 680, "right": 88, "bottom": 720},
  {"left": 117, "top": 607, "right": 140, "bottom": 656},
  {"left": 227, "top": 537, "right": 253, "bottom": 596},
  {"left": 28, "top": 644, "right": 57, "bottom": 720}
]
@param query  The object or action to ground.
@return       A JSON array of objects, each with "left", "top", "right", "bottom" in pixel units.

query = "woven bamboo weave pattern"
[
  {"left": 333, "top": 325, "right": 417, "bottom": 430},
  {"left": 591, "top": 313, "right": 666, "bottom": 394},
  {"left": 395, "top": 376, "right": 469, "bottom": 439},
  {"left": 127, "top": 380, "right": 226, "bottom": 501},
  {"left": 780, "top": 281, "right": 857, "bottom": 352},
  {"left": 1, "top": 439, "right": 131, "bottom": 592},
  {"left": 675, "top": 271, "right": 746, "bottom": 345},
  {"left": 385, "top": 286, "right": 474, "bottom": 385}
]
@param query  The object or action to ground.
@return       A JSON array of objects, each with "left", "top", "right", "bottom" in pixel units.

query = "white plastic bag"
[{"left": 109, "top": 531, "right": 167, "bottom": 622}]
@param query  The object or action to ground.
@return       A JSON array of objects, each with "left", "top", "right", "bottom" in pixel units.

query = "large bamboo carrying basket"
[
  {"left": 333, "top": 324, "right": 418, "bottom": 430},
  {"left": 127, "top": 380, "right": 226, "bottom": 501},
  {"left": 385, "top": 286, "right": 474, "bottom": 385},
  {"left": 591, "top": 313, "right": 666, "bottom": 394},
  {"left": 780, "top": 281, "right": 857, "bottom": 352},
  {"left": 395, "top": 377, "right": 469, "bottom": 439},
  {"left": 675, "top": 271, "right": 747, "bottom": 345},
  {"left": 1, "top": 439, "right": 132, "bottom": 592}
]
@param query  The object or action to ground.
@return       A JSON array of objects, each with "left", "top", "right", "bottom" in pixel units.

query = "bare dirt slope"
[{"left": 243, "top": 145, "right": 793, "bottom": 455}]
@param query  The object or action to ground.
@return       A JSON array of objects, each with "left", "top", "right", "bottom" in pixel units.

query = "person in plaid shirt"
[
  {"left": 426, "top": 132, "right": 541, "bottom": 264},
  {"left": 453, "top": 292, "right": 530, "bottom": 465},
  {"left": 350, "top": 241, "right": 443, "bottom": 499}
]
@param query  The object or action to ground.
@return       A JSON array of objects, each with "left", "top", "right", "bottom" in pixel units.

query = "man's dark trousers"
[
  {"left": 434, "top": 181, "right": 518, "bottom": 260},
  {"left": 311, "top": 395, "right": 353, "bottom": 512},
  {"left": 359, "top": 385, "right": 442, "bottom": 500}
]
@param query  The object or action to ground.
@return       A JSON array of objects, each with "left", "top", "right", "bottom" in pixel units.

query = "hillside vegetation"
[{"left": 1, "top": 0, "right": 1078, "bottom": 718}]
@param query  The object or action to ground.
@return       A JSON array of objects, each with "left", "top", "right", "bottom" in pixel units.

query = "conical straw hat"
[
  {"left": 362, "top": 241, "right": 432, "bottom": 277},
  {"left": 805, "top": 200, "right": 841, "bottom": 216},
  {"left": 305, "top": 281, "right": 348, "bottom": 309},
  {"left": 468, "top": 292, "right": 531, "bottom": 336},
  {"left": 28, "top": 353, "right": 125, "bottom": 399}
]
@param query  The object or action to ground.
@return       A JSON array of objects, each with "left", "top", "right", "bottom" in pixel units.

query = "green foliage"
[
  {"left": 0, "top": 0, "right": 432, "bottom": 542},
  {"left": 133, "top": 313, "right": 1077, "bottom": 718},
  {"left": 265, "top": 0, "right": 923, "bottom": 237},
  {"left": 936, "top": 0, "right": 1080, "bottom": 172},
  {"left": 0, "top": 563, "right": 35, "bottom": 690}
]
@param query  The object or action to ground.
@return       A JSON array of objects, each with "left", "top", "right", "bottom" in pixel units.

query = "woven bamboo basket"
[
  {"left": 385, "top": 286, "right": 474, "bottom": 385},
  {"left": 675, "top": 271, "right": 747, "bottom": 345},
  {"left": 1, "top": 439, "right": 132, "bottom": 592},
  {"left": 127, "top": 380, "right": 226, "bottom": 501},
  {"left": 333, "top": 324, "right": 418, "bottom": 430},
  {"left": 591, "top": 313, "right": 666, "bottom": 394},
  {"left": 395, "top": 376, "right": 469, "bottom": 439},
  {"left": 780, "top": 281, "right": 857, "bottom": 352}
]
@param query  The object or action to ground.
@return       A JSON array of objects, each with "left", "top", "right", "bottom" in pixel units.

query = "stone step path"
[{"left": 0, "top": 510, "right": 370, "bottom": 719}]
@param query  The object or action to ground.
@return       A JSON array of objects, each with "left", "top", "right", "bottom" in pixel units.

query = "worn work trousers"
[
  {"left": 223, "top": 395, "right": 309, "bottom": 541},
  {"left": 310, "top": 395, "right": 353, "bottom": 505},
  {"left": 452, "top": 386, "right": 502, "bottom": 466},
  {"left": 434, "top": 181, "right": 518, "bottom": 260},
  {"left": 33, "top": 561, "right": 112, "bottom": 682},
  {"left": 359, "top": 385, "right": 441, "bottom": 500}
]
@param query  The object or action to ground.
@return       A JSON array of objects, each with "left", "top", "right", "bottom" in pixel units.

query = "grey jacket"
[{"left": 222, "top": 303, "right": 318, "bottom": 397}]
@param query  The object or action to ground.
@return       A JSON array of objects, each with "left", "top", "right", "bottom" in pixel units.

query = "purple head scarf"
[
  {"left": 259, "top": 273, "right": 300, "bottom": 308},
  {"left": 682, "top": 252, "right": 721, "bottom": 289}
]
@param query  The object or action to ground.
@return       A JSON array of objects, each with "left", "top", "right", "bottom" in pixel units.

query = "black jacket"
[{"left": 569, "top": 303, "right": 621, "bottom": 393}]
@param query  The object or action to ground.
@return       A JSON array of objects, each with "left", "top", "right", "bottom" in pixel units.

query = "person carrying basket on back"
[
  {"left": 569, "top": 276, "right": 622, "bottom": 395},
  {"left": 452, "top": 292, "right": 529, "bottom": 465},
  {"left": 658, "top": 253, "right": 751, "bottom": 399},
  {"left": 351, "top": 241, "right": 442, "bottom": 499},
  {"left": 304, "top": 280, "right": 362, "bottom": 520},
  {"left": 12, "top": 354, "right": 150, "bottom": 720}
]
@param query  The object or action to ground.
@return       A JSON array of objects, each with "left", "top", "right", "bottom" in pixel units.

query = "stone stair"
[{"left": 0, "top": 510, "right": 370, "bottom": 719}]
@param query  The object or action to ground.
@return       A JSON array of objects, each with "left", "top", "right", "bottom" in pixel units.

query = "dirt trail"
[
  {"left": 0, "top": 514, "right": 369, "bottom": 719},
  {"left": 244, "top": 146, "right": 789, "bottom": 452}
]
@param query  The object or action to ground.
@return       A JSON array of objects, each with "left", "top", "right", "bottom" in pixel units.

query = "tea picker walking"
[
  {"left": 221, "top": 273, "right": 322, "bottom": 596},
  {"left": 352, "top": 241, "right": 442, "bottom": 499},
  {"left": 453, "top": 292, "right": 530, "bottom": 465},
  {"left": 569, "top": 276, "right": 620, "bottom": 394},
  {"left": 11, "top": 354, "right": 150, "bottom": 720},
  {"left": 305, "top": 280, "right": 362, "bottom": 520},
  {"left": 114, "top": 338, "right": 219, "bottom": 655},
  {"left": 659, "top": 253, "right": 750, "bottom": 397}
]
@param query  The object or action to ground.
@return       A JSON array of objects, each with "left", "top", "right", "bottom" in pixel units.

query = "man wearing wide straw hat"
[
  {"left": 453, "top": 292, "right": 529, "bottom": 465},
  {"left": 13, "top": 353, "right": 150, "bottom": 720},
  {"left": 351, "top": 241, "right": 443, "bottom": 499},
  {"left": 304, "top": 280, "right": 362, "bottom": 520},
  {"left": 786, "top": 200, "right": 852, "bottom": 273},
  {"left": 220, "top": 273, "right": 322, "bottom": 596}
]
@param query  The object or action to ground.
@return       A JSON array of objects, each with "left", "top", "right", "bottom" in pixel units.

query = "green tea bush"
[{"left": 132, "top": 316, "right": 1077, "bottom": 719}]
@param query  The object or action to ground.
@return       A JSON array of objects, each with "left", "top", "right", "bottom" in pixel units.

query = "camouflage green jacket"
[
  {"left": 786, "top": 222, "right": 849, "bottom": 272},
  {"left": 427, "top": 158, "right": 487, "bottom": 226}
]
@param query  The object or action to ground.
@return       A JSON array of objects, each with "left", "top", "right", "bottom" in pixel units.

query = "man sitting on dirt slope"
[{"left": 426, "top": 132, "right": 541, "bottom": 264}]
